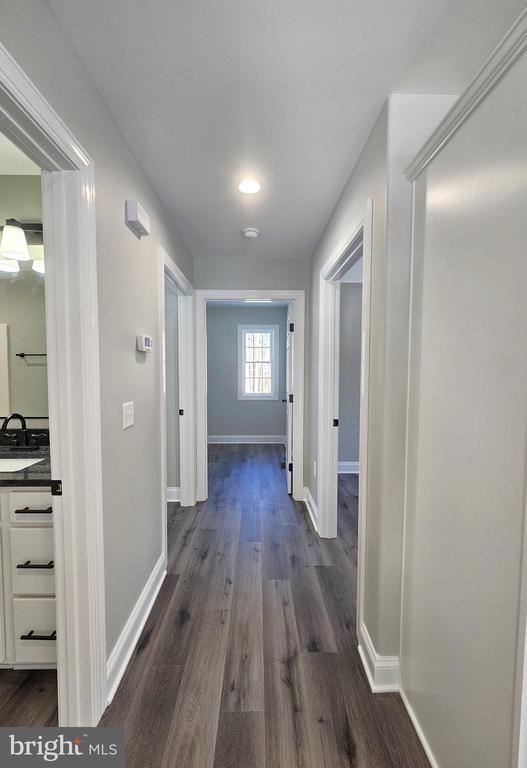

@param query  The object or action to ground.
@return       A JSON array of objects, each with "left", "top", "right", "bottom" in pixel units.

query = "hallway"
[{"left": 101, "top": 444, "right": 428, "bottom": 767}]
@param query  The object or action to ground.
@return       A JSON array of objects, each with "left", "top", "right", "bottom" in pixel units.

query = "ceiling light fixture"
[
  {"left": 30, "top": 244, "right": 45, "bottom": 275},
  {"left": 0, "top": 221, "right": 30, "bottom": 261},
  {"left": 242, "top": 227, "right": 260, "bottom": 240},
  {"left": 0, "top": 259, "right": 20, "bottom": 274},
  {"left": 238, "top": 179, "right": 261, "bottom": 194}
]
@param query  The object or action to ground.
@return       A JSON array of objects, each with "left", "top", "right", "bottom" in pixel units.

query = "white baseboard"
[
  {"left": 358, "top": 622, "right": 400, "bottom": 692},
  {"left": 303, "top": 486, "right": 319, "bottom": 533},
  {"left": 106, "top": 553, "right": 166, "bottom": 704},
  {"left": 400, "top": 688, "right": 439, "bottom": 768},
  {"left": 166, "top": 486, "right": 181, "bottom": 502},
  {"left": 208, "top": 434, "right": 286, "bottom": 444},
  {"left": 338, "top": 461, "right": 359, "bottom": 474}
]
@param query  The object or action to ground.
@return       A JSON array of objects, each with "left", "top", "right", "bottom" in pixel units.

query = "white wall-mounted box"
[{"left": 125, "top": 199, "right": 150, "bottom": 238}]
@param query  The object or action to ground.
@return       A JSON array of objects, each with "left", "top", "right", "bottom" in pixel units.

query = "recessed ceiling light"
[
  {"left": 239, "top": 179, "right": 261, "bottom": 194},
  {"left": 242, "top": 227, "right": 260, "bottom": 239}
]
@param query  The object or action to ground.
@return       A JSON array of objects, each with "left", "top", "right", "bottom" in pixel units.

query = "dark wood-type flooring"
[{"left": 101, "top": 444, "right": 429, "bottom": 767}]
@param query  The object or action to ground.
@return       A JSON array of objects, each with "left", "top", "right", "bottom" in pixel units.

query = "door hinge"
[
  {"left": 179, "top": 409, "right": 184, "bottom": 416},
  {"left": 289, "top": 322, "right": 294, "bottom": 332},
  {"left": 51, "top": 480, "right": 62, "bottom": 497},
  {"left": 288, "top": 462, "right": 293, "bottom": 472},
  {"left": 333, "top": 419, "right": 339, "bottom": 427},
  {"left": 288, "top": 393, "right": 293, "bottom": 403}
]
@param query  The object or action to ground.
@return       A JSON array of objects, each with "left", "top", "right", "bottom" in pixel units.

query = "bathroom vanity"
[{"left": 0, "top": 447, "right": 55, "bottom": 669}]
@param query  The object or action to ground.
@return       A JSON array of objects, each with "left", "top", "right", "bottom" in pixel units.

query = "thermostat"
[
  {"left": 136, "top": 334, "right": 153, "bottom": 352},
  {"left": 125, "top": 199, "right": 151, "bottom": 238}
]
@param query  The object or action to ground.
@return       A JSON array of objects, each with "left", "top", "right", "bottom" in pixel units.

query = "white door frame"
[
  {"left": 317, "top": 198, "right": 373, "bottom": 631},
  {"left": 195, "top": 289, "right": 305, "bottom": 501},
  {"left": 158, "top": 246, "right": 196, "bottom": 560},
  {"left": 0, "top": 45, "right": 106, "bottom": 724}
]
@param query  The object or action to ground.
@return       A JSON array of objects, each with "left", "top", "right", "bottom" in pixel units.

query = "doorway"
[
  {"left": 317, "top": 199, "right": 372, "bottom": 639},
  {"left": 195, "top": 290, "right": 305, "bottom": 502},
  {"left": 0, "top": 46, "right": 106, "bottom": 725},
  {"left": 204, "top": 299, "right": 291, "bottom": 494}
]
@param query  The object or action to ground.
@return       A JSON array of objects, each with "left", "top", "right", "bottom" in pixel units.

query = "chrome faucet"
[{"left": 1, "top": 412, "right": 27, "bottom": 432}]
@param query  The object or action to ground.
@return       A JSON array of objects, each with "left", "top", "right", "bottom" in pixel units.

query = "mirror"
[{"left": 0, "top": 171, "right": 48, "bottom": 425}]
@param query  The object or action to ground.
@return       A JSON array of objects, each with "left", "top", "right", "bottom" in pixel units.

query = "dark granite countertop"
[{"left": 0, "top": 447, "right": 51, "bottom": 488}]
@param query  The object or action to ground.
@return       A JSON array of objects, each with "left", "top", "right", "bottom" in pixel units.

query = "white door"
[{"left": 285, "top": 303, "right": 294, "bottom": 494}]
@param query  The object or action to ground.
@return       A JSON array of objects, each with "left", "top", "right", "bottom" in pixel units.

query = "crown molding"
[{"left": 405, "top": 10, "right": 527, "bottom": 181}]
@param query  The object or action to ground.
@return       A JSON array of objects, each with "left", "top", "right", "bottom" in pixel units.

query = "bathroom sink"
[{"left": 0, "top": 458, "right": 44, "bottom": 472}]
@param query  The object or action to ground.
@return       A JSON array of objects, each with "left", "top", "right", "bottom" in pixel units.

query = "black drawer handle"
[
  {"left": 16, "top": 560, "right": 54, "bottom": 570},
  {"left": 20, "top": 630, "right": 56, "bottom": 641},
  {"left": 14, "top": 507, "right": 52, "bottom": 515}
]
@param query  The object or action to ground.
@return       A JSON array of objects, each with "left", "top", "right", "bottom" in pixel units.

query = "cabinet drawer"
[
  {"left": 9, "top": 492, "right": 53, "bottom": 524},
  {"left": 11, "top": 528, "right": 55, "bottom": 595},
  {"left": 13, "top": 598, "right": 57, "bottom": 664}
]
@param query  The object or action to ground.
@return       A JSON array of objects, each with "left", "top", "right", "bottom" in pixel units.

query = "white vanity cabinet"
[{"left": 0, "top": 488, "right": 56, "bottom": 668}]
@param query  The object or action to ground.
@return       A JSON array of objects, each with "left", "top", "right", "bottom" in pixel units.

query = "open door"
[{"left": 285, "top": 303, "right": 294, "bottom": 494}]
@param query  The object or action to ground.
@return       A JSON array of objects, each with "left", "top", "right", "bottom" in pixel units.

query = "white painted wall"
[
  {"left": 206, "top": 305, "right": 287, "bottom": 438},
  {"left": 307, "top": 94, "right": 457, "bottom": 656},
  {"left": 402, "top": 50, "right": 527, "bottom": 768},
  {"left": 0, "top": 1, "right": 193, "bottom": 656}
]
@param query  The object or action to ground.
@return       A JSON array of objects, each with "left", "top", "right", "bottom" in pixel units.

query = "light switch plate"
[{"left": 122, "top": 401, "right": 134, "bottom": 430}]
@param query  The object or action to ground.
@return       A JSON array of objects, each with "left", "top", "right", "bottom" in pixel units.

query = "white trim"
[
  {"left": 303, "top": 486, "right": 319, "bottom": 533},
  {"left": 399, "top": 689, "right": 440, "bottom": 768},
  {"left": 317, "top": 199, "right": 373, "bottom": 650},
  {"left": 158, "top": 246, "right": 196, "bottom": 577},
  {"left": 0, "top": 43, "right": 107, "bottom": 725},
  {"left": 237, "top": 324, "right": 279, "bottom": 400},
  {"left": 358, "top": 622, "right": 400, "bottom": 693},
  {"left": 195, "top": 289, "right": 305, "bottom": 502},
  {"left": 405, "top": 9, "right": 527, "bottom": 181},
  {"left": 208, "top": 435, "right": 286, "bottom": 445},
  {"left": 0, "top": 324, "right": 9, "bottom": 416},
  {"left": 338, "top": 461, "right": 359, "bottom": 474},
  {"left": 166, "top": 487, "right": 181, "bottom": 503},
  {"left": 106, "top": 554, "right": 166, "bottom": 705}
]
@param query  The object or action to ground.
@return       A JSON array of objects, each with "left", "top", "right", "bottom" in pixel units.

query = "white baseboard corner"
[
  {"left": 166, "top": 486, "right": 181, "bottom": 502},
  {"left": 400, "top": 688, "right": 439, "bottom": 768},
  {"left": 303, "top": 486, "right": 319, "bottom": 533},
  {"left": 106, "top": 553, "right": 166, "bottom": 705},
  {"left": 208, "top": 434, "right": 286, "bottom": 444},
  {"left": 338, "top": 461, "right": 359, "bottom": 474},
  {"left": 358, "top": 622, "right": 400, "bottom": 693}
]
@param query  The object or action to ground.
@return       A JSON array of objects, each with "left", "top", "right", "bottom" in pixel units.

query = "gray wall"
[
  {"left": 207, "top": 305, "right": 287, "bottom": 438},
  {"left": 338, "top": 283, "right": 361, "bottom": 463},
  {"left": 0, "top": 175, "right": 47, "bottom": 420},
  {"left": 401, "top": 53, "right": 527, "bottom": 768},
  {"left": 194, "top": 256, "right": 308, "bottom": 291},
  {"left": 307, "top": 94, "right": 456, "bottom": 655},
  {"left": 0, "top": 1, "right": 193, "bottom": 656},
  {"left": 165, "top": 281, "right": 179, "bottom": 487}
]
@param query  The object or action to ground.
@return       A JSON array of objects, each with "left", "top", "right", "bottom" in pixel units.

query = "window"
[{"left": 238, "top": 325, "right": 279, "bottom": 400}]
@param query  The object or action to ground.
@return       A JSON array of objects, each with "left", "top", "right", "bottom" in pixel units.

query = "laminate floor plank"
[
  {"left": 221, "top": 542, "right": 264, "bottom": 711},
  {"left": 99, "top": 446, "right": 429, "bottom": 768},
  {"left": 160, "top": 609, "right": 230, "bottom": 768},
  {"left": 0, "top": 670, "right": 58, "bottom": 726},
  {"left": 213, "top": 711, "right": 265, "bottom": 768}
]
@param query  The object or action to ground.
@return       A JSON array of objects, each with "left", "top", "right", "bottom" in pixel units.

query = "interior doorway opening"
[
  {"left": 195, "top": 290, "right": 305, "bottom": 503},
  {"left": 337, "top": 256, "right": 363, "bottom": 559},
  {"left": 204, "top": 299, "right": 291, "bottom": 494},
  {"left": 317, "top": 199, "right": 372, "bottom": 644}
]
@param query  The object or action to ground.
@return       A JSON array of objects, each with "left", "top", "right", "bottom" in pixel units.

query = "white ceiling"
[
  {"left": 0, "top": 133, "right": 40, "bottom": 175},
  {"left": 47, "top": 0, "right": 524, "bottom": 263}
]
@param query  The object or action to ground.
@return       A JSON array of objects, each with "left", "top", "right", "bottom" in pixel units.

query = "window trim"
[{"left": 237, "top": 324, "right": 279, "bottom": 401}]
